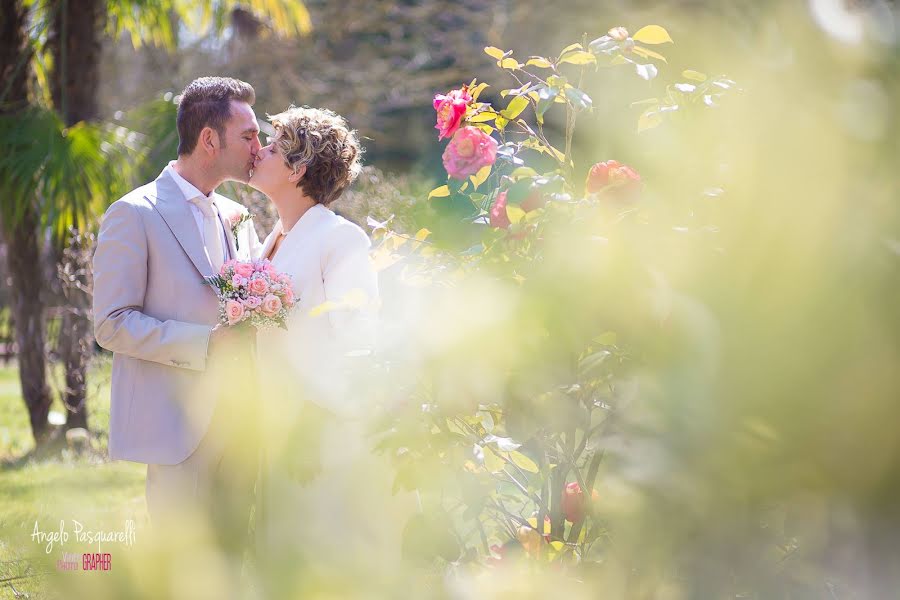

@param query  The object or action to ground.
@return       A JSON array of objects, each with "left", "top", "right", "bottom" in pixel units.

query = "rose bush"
[{"left": 368, "top": 21, "right": 751, "bottom": 590}]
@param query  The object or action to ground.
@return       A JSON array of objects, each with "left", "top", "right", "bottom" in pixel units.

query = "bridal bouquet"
[{"left": 204, "top": 259, "right": 296, "bottom": 329}]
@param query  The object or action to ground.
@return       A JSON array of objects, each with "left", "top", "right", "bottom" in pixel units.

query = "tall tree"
[
  {"left": 47, "top": 0, "right": 107, "bottom": 430},
  {"left": 0, "top": 0, "right": 54, "bottom": 442}
]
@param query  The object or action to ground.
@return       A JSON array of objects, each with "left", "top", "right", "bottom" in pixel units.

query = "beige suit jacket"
[{"left": 92, "top": 167, "right": 261, "bottom": 464}]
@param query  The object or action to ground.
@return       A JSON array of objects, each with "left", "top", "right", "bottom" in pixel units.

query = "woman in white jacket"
[{"left": 249, "top": 106, "right": 412, "bottom": 591}]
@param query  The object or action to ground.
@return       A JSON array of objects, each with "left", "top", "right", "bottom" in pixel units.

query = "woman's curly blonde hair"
[{"left": 268, "top": 106, "right": 362, "bottom": 206}]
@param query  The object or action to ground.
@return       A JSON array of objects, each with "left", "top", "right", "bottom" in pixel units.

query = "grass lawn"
[{"left": 0, "top": 358, "right": 147, "bottom": 597}]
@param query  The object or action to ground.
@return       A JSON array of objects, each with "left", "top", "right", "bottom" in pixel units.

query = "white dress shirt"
[{"left": 164, "top": 161, "right": 228, "bottom": 260}]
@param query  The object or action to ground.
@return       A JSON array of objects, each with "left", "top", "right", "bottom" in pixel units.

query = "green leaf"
[
  {"left": 428, "top": 185, "right": 450, "bottom": 199},
  {"left": 557, "top": 42, "right": 583, "bottom": 59},
  {"left": 632, "top": 25, "right": 674, "bottom": 44},
  {"left": 510, "top": 166, "right": 539, "bottom": 179},
  {"left": 589, "top": 36, "right": 617, "bottom": 54},
  {"left": 484, "top": 434, "right": 521, "bottom": 452},
  {"left": 484, "top": 46, "right": 505, "bottom": 60},
  {"left": 499, "top": 57, "right": 521, "bottom": 69},
  {"left": 469, "top": 165, "right": 492, "bottom": 189},
  {"left": 632, "top": 46, "right": 668, "bottom": 63},
  {"left": 526, "top": 57, "right": 553, "bottom": 68},
  {"left": 564, "top": 86, "right": 593, "bottom": 110},
  {"left": 559, "top": 51, "right": 596, "bottom": 66},
  {"left": 536, "top": 87, "right": 558, "bottom": 122},
  {"left": 506, "top": 205, "right": 526, "bottom": 225},
  {"left": 469, "top": 111, "right": 497, "bottom": 123},
  {"left": 502, "top": 95, "right": 530, "bottom": 120},
  {"left": 682, "top": 69, "right": 708, "bottom": 82},
  {"left": 509, "top": 451, "right": 539, "bottom": 473},
  {"left": 635, "top": 63, "right": 658, "bottom": 81},
  {"left": 484, "top": 448, "right": 505, "bottom": 473},
  {"left": 638, "top": 108, "right": 663, "bottom": 132},
  {"left": 470, "top": 82, "right": 489, "bottom": 100},
  {"left": 478, "top": 410, "right": 495, "bottom": 432}
]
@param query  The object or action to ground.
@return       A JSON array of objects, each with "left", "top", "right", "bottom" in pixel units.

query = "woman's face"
[{"left": 249, "top": 136, "right": 294, "bottom": 194}]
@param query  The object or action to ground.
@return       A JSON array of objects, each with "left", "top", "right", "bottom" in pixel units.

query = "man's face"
[{"left": 218, "top": 100, "right": 261, "bottom": 183}]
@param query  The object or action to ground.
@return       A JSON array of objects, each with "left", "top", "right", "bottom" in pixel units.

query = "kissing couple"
[{"left": 92, "top": 77, "right": 412, "bottom": 586}]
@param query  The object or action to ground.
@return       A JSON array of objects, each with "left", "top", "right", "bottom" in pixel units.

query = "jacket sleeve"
[{"left": 92, "top": 200, "right": 213, "bottom": 371}]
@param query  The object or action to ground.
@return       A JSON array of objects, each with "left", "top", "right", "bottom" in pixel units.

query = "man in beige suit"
[{"left": 92, "top": 77, "right": 263, "bottom": 547}]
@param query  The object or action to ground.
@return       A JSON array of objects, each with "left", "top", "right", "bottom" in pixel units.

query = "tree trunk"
[
  {"left": 48, "top": 0, "right": 106, "bottom": 431},
  {"left": 55, "top": 233, "right": 94, "bottom": 430},
  {"left": 2, "top": 0, "right": 54, "bottom": 445},
  {"left": 48, "top": 0, "right": 104, "bottom": 123},
  {"left": 5, "top": 209, "right": 53, "bottom": 443}
]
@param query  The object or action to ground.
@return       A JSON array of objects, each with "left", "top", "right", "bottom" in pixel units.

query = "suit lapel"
[{"left": 147, "top": 170, "right": 214, "bottom": 279}]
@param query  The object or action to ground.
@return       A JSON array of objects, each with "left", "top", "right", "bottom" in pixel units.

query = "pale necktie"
[{"left": 188, "top": 196, "right": 225, "bottom": 273}]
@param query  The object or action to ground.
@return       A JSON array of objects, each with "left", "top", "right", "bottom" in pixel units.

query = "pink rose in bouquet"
[
  {"left": 205, "top": 259, "right": 296, "bottom": 329},
  {"left": 233, "top": 261, "right": 255, "bottom": 278},
  {"left": 260, "top": 294, "right": 283, "bottom": 317},
  {"left": 225, "top": 300, "right": 245, "bottom": 325},
  {"left": 433, "top": 86, "right": 472, "bottom": 140},
  {"left": 442, "top": 126, "right": 498, "bottom": 180},
  {"left": 248, "top": 277, "right": 269, "bottom": 296}
]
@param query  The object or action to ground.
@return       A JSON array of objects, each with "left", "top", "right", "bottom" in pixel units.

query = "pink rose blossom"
[
  {"left": 231, "top": 274, "right": 244, "bottom": 288},
  {"left": 442, "top": 126, "right": 498, "bottom": 180},
  {"left": 248, "top": 277, "right": 269, "bottom": 296},
  {"left": 261, "top": 294, "right": 283, "bottom": 317},
  {"left": 243, "top": 296, "right": 262, "bottom": 309},
  {"left": 225, "top": 299, "right": 245, "bottom": 325},
  {"left": 281, "top": 287, "right": 295, "bottom": 305},
  {"left": 233, "top": 262, "right": 254, "bottom": 278},
  {"left": 228, "top": 212, "right": 243, "bottom": 227},
  {"left": 433, "top": 87, "right": 472, "bottom": 140}
]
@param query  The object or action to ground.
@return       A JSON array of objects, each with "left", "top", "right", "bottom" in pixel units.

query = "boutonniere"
[{"left": 228, "top": 211, "right": 253, "bottom": 251}]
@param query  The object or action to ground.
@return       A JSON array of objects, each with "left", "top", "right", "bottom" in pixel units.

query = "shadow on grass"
[{"left": 0, "top": 425, "right": 108, "bottom": 473}]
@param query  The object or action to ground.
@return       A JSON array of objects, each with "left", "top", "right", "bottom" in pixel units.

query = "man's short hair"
[{"left": 176, "top": 77, "right": 255, "bottom": 156}]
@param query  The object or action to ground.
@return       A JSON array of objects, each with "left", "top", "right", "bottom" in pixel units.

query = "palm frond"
[
  {"left": 106, "top": 0, "right": 311, "bottom": 51},
  {"left": 106, "top": 0, "right": 179, "bottom": 50},
  {"left": 0, "top": 107, "right": 144, "bottom": 244}
]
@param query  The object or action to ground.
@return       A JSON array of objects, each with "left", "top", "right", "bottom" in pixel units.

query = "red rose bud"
[
  {"left": 433, "top": 86, "right": 473, "bottom": 140},
  {"left": 489, "top": 191, "right": 511, "bottom": 229},
  {"left": 585, "top": 160, "right": 641, "bottom": 200},
  {"left": 561, "top": 481, "right": 599, "bottom": 523}
]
